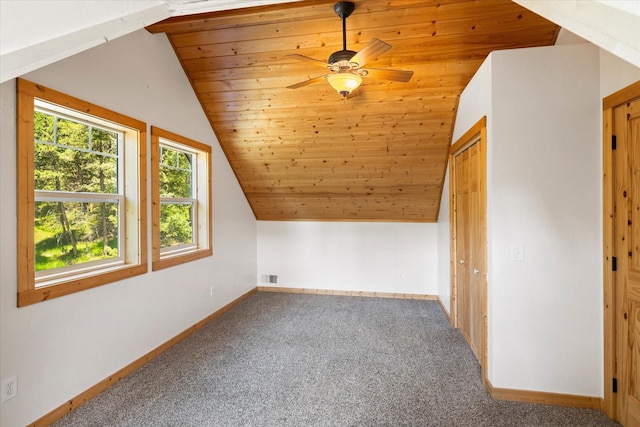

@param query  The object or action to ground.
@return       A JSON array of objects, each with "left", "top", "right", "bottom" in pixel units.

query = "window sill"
[
  {"left": 18, "top": 262, "right": 147, "bottom": 307},
  {"left": 152, "top": 247, "right": 212, "bottom": 271}
]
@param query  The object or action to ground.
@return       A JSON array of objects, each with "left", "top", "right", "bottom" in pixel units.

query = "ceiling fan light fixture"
[
  {"left": 327, "top": 72, "right": 362, "bottom": 98},
  {"left": 287, "top": 1, "right": 412, "bottom": 96}
]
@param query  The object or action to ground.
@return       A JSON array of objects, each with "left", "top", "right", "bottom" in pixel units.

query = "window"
[
  {"left": 17, "top": 79, "right": 147, "bottom": 306},
  {"left": 151, "top": 127, "right": 211, "bottom": 270}
]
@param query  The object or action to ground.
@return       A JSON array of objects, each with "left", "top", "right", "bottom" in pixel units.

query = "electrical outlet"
[{"left": 1, "top": 375, "right": 17, "bottom": 403}]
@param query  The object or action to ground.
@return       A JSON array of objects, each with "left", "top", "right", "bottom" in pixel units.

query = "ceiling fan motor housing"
[
  {"left": 333, "top": 2, "right": 355, "bottom": 19},
  {"left": 328, "top": 49, "right": 357, "bottom": 65}
]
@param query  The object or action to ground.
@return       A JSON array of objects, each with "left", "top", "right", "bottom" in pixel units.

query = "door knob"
[
  {"left": 473, "top": 268, "right": 479, "bottom": 275},
  {"left": 460, "top": 259, "right": 465, "bottom": 264}
]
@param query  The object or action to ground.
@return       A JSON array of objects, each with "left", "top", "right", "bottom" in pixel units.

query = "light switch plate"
[{"left": 511, "top": 243, "right": 524, "bottom": 262}]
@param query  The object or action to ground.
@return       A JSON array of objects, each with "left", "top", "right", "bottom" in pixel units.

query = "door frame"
[
  {"left": 602, "top": 80, "right": 640, "bottom": 421},
  {"left": 449, "top": 116, "right": 488, "bottom": 381}
]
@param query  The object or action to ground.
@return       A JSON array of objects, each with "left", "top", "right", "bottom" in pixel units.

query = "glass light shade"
[{"left": 327, "top": 73, "right": 363, "bottom": 98}]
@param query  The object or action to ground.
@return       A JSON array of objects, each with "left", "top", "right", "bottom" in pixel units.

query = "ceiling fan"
[{"left": 287, "top": 1, "right": 413, "bottom": 98}]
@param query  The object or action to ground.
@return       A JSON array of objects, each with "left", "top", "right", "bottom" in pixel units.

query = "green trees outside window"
[
  {"left": 159, "top": 145, "right": 195, "bottom": 249},
  {"left": 34, "top": 109, "right": 122, "bottom": 272},
  {"left": 18, "top": 79, "right": 147, "bottom": 306},
  {"left": 150, "top": 126, "right": 211, "bottom": 271}
]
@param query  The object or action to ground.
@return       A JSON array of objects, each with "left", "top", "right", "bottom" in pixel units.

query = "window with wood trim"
[
  {"left": 17, "top": 79, "right": 147, "bottom": 307},
  {"left": 151, "top": 127, "right": 212, "bottom": 271}
]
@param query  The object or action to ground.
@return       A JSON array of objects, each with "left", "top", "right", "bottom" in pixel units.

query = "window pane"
[
  {"left": 34, "top": 111, "right": 54, "bottom": 142},
  {"left": 159, "top": 167, "right": 192, "bottom": 198},
  {"left": 177, "top": 151, "right": 192, "bottom": 170},
  {"left": 91, "top": 128, "right": 118, "bottom": 156},
  {"left": 34, "top": 144, "right": 118, "bottom": 193},
  {"left": 161, "top": 146, "right": 178, "bottom": 167},
  {"left": 160, "top": 203, "right": 194, "bottom": 248},
  {"left": 34, "top": 200, "right": 119, "bottom": 272},
  {"left": 57, "top": 117, "right": 89, "bottom": 149}
]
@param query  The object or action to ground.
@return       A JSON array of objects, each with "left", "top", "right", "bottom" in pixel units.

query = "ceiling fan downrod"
[
  {"left": 328, "top": 2, "right": 357, "bottom": 65},
  {"left": 334, "top": 2, "right": 354, "bottom": 51}
]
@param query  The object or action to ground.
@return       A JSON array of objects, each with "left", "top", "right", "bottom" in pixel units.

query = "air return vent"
[{"left": 261, "top": 274, "right": 278, "bottom": 284}]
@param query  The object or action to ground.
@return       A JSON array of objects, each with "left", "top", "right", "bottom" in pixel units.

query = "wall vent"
[{"left": 261, "top": 274, "right": 278, "bottom": 284}]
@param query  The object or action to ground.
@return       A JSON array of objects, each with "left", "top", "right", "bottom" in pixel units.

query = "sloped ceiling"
[{"left": 148, "top": 0, "right": 559, "bottom": 221}]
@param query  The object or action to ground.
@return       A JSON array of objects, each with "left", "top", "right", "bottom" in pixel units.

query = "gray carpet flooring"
[{"left": 53, "top": 292, "right": 618, "bottom": 426}]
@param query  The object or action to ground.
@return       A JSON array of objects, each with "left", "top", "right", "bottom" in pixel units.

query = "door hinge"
[
  {"left": 613, "top": 377, "right": 618, "bottom": 393},
  {"left": 612, "top": 256, "right": 617, "bottom": 272},
  {"left": 612, "top": 134, "right": 617, "bottom": 150}
]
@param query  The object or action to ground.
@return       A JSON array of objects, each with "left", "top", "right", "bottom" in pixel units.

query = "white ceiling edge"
[
  {"left": 166, "top": 0, "right": 301, "bottom": 15},
  {"left": 555, "top": 28, "right": 589, "bottom": 46},
  {"left": 513, "top": 0, "right": 640, "bottom": 68},
  {"left": 0, "top": 2, "right": 169, "bottom": 84},
  {"left": 0, "top": 0, "right": 300, "bottom": 84}
]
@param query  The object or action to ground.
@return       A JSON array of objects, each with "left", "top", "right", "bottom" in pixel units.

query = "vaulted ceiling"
[{"left": 147, "top": 0, "right": 559, "bottom": 222}]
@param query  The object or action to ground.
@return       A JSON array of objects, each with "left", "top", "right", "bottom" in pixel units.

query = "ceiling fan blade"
[
  {"left": 287, "top": 75, "right": 329, "bottom": 89},
  {"left": 287, "top": 54, "right": 330, "bottom": 69},
  {"left": 348, "top": 38, "right": 392, "bottom": 68},
  {"left": 363, "top": 68, "right": 414, "bottom": 83}
]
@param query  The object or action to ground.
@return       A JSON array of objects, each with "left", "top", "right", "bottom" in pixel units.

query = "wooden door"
[
  {"left": 614, "top": 95, "right": 640, "bottom": 426},
  {"left": 455, "top": 148, "right": 471, "bottom": 343},
  {"left": 454, "top": 141, "right": 481, "bottom": 358},
  {"left": 468, "top": 142, "right": 482, "bottom": 353},
  {"left": 450, "top": 117, "right": 486, "bottom": 364}
]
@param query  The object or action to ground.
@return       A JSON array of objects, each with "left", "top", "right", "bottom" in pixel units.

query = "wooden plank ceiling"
[{"left": 147, "top": 0, "right": 558, "bottom": 222}]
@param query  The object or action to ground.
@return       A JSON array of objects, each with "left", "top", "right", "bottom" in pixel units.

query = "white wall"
[
  {"left": 0, "top": 29, "right": 257, "bottom": 427},
  {"left": 258, "top": 221, "right": 438, "bottom": 296},
  {"left": 600, "top": 48, "right": 640, "bottom": 97},
  {"left": 489, "top": 43, "right": 602, "bottom": 396},
  {"left": 436, "top": 169, "right": 451, "bottom": 312},
  {"left": 448, "top": 42, "right": 640, "bottom": 398},
  {"left": 438, "top": 56, "right": 492, "bottom": 324},
  {"left": 436, "top": 57, "right": 493, "bottom": 315}
]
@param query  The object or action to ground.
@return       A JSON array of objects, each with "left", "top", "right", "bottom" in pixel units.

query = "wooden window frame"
[
  {"left": 151, "top": 126, "right": 212, "bottom": 271},
  {"left": 16, "top": 78, "right": 147, "bottom": 307}
]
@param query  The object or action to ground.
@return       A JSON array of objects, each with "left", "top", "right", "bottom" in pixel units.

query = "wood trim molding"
[
  {"left": 27, "top": 287, "right": 258, "bottom": 427},
  {"left": 449, "top": 116, "right": 487, "bottom": 155},
  {"left": 486, "top": 379, "right": 603, "bottom": 410},
  {"left": 257, "top": 286, "right": 437, "bottom": 301},
  {"left": 436, "top": 296, "right": 451, "bottom": 323},
  {"left": 603, "top": 80, "right": 640, "bottom": 110},
  {"left": 150, "top": 126, "right": 213, "bottom": 272}
]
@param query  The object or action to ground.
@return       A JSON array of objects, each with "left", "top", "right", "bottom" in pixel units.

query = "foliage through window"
[
  {"left": 17, "top": 79, "right": 147, "bottom": 307},
  {"left": 34, "top": 108, "right": 122, "bottom": 273},
  {"left": 159, "top": 145, "right": 195, "bottom": 249},
  {"left": 151, "top": 127, "right": 212, "bottom": 270}
]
